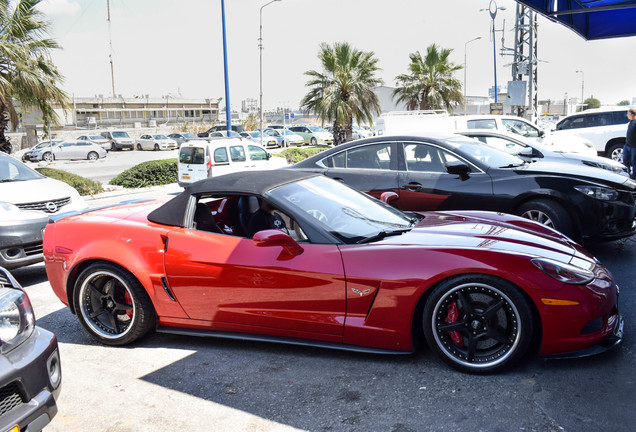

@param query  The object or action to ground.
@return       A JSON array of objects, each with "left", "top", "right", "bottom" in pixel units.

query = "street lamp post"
[
  {"left": 576, "top": 70, "right": 585, "bottom": 105},
  {"left": 464, "top": 36, "right": 482, "bottom": 114},
  {"left": 481, "top": 0, "right": 505, "bottom": 103},
  {"left": 259, "top": 0, "right": 281, "bottom": 147}
]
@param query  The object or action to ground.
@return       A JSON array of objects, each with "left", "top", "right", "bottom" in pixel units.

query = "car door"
[
  {"left": 396, "top": 140, "right": 495, "bottom": 211},
  {"left": 55, "top": 142, "right": 78, "bottom": 160},
  {"left": 247, "top": 144, "right": 270, "bottom": 169},
  {"left": 139, "top": 134, "right": 152, "bottom": 150},
  {"left": 320, "top": 141, "right": 400, "bottom": 200},
  {"left": 163, "top": 229, "right": 346, "bottom": 337}
]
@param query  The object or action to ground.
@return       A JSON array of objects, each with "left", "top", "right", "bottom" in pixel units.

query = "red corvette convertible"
[{"left": 43, "top": 170, "right": 623, "bottom": 373}]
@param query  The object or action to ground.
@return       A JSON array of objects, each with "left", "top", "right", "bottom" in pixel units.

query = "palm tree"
[
  {"left": 301, "top": 42, "right": 383, "bottom": 145},
  {"left": 393, "top": 44, "right": 463, "bottom": 112},
  {"left": 0, "top": 0, "right": 69, "bottom": 153}
]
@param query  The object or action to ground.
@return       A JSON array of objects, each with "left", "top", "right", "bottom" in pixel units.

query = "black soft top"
[{"left": 147, "top": 170, "right": 319, "bottom": 227}]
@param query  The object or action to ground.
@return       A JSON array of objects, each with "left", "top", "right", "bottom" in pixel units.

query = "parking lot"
[{"left": 12, "top": 177, "right": 636, "bottom": 431}]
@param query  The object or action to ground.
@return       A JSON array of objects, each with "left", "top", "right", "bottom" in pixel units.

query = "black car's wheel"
[
  {"left": 310, "top": 137, "right": 317, "bottom": 145},
  {"left": 607, "top": 143, "right": 624, "bottom": 163},
  {"left": 74, "top": 262, "right": 156, "bottom": 345},
  {"left": 43, "top": 152, "right": 54, "bottom": 162},
  {"left": 516, "top": 199, "right": 573, "bottom": 237},
  {"left": 87, "top": 151, "right": 99, "bottom": 161},
  {"left": 423, "top": 274, "right": 533, "bottom": 374}
]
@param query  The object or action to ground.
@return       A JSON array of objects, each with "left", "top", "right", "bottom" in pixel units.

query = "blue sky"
[{"left": 40, "top": 0, "right": 636, "bottom": 110}]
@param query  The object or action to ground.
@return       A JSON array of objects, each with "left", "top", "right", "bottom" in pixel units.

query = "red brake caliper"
[
  {"left": 124, "top": 291, "right": 133, "bottom": 318},
  {"left": 445, "top": 301, "right": 464, "bottom": 347}
]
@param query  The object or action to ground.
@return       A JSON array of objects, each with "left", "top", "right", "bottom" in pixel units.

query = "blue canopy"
[{"left": 515, "top": 0, "right": 636, "bottom": 40}]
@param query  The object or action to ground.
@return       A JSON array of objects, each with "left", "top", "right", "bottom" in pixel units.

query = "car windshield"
[
  {"left": 0, "top": 156, "right": 42, "bottom": 182},
  {"left": 112, "top": 131, "right": 130, "bottom": 138},
  {"left": 183, "top": 133, "right": 197, "bottom": 138},
  {"left": 88, "top": 135, "right": 103, "bottom": 140},
  {"left": 154, "top": 135, "right": 168, "bottom": 139},
  {"left": 270, "top": 176, "right": 414, "bottom": 243},
  {"left": 309, "top": 126, "right": 326, "bottom": 132},
  {"left": 444, "top": 136, "right": 525, "bottom": 168},
  {"left": 250, "top": 131, "right": 262, "bottom": 138}
]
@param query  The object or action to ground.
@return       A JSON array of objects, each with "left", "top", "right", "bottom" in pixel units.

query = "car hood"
[
  {"left": 507, "top": 159, "right": 635, "bottom": 187},
  {"left": 380, "top": 210, "right": 587, "bottom": 265},
  {"left": 1, "top": 177, "right": 87, "bottom": 210}
]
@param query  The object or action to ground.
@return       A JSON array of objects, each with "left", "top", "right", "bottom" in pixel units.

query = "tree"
[
  {"left": 393, "top": 44, "right": 463, "bottom": 112},
  {"left": 618, "top": 100, "right": 630, "bottom": 106},
  {"left": 582, "top": 97, "right": 601, "bottom": 110},
  {"left": 0, "top": 0, "right": 69, "bottom": 153},
  {"left": 301, "top": 42, "right": 383, "bottom": 145}
]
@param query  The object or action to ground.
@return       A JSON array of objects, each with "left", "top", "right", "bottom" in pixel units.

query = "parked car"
[
  {"left": 288, "top": 125, "right": 334, "bottom": 145},
  {"left": 16, "top": 139, "right": 62, "bottom": 162},
  {"left": 240, "top": 131, "right": 278, "bottom": 147},
  {"left": 0, "top": 266, "right": 62, "bottom": 431},
  {"left": 168, "top": 132, "right": 199, "bottom": 147},
  {"left": 77, "top": 134, "right": 112, "bottom": 151},
  {"left": 207, "top": 130, "right": 242, "bottom": 138},
  {"left": 279, "top": 129, "right": 305, "bottom": 147},
  {"left": 100, "top": 130, "right": 135, "bottom": 151},
  {"left": 27, "top": 140, "right": 107, "bottom": 162},
  {"left": 261, "top": 129, "right": 286, "bottom": 148},
  {"left": 457, "top": 129, "right": 628, "bottom": 175},
  {"left": 136, "top": 134, "right": 178, "bottom": 151},
  {"left": 197, "top": 125, "right": 245, "bottom": 138},
  {"left": 289, "top": 134, "right": 636, "bottom": 241},
  {"left": 0, "top": 152, "right": 87, "bottom": 269},
  {"left": 177, "top": 138, "right": 272, "bottom": 187},
  {"left": 551, "top": 106, "right": 632, "bottom": 161},
  {"left": 43, "top": 170, "right": 623, "bottom": 373}
]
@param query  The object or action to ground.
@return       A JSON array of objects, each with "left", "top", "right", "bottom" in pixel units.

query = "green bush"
[
  {"left": 279, "top": 145, "right": 330, "bottom": 164},
  {"left": 36, "top": 167, "right": 104, "bottom": 196},
  {"left": 109, "top": 158, "right": 178, "bottom": 188}
]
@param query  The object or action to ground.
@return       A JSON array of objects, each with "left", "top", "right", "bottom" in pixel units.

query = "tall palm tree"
[
  {"left": 393, "top": 44, "right": 463, "bottom": 112},
  {"left": 301, "top": 42, "right": 383, "bottom": 145},
  {"left": 0, "top": 0, "right": 69, "bottom": 153}
]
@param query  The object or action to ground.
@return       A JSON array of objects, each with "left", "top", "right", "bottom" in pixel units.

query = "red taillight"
[{"left": 206, "top": 154, "right": 212, "bottom": 170}]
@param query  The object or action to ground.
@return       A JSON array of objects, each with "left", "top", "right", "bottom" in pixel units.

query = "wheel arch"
[
  {"left": 605, "top": 137, "right": 626, "bottom": 155},
  {"left": 410, "top": 271, "right": 543, "bottom": 356},
  {"left": 510, "top": 191, "right": 582, "bottom": 236}
]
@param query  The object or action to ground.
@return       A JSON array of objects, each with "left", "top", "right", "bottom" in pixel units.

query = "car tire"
[
  {"left": 87, "top": 151, "right": 99, "bottom": 161},
  {"left": 310, "top": 137, "right": 317, "bottom": 145},
  {"left": 154, "top": 143, "right": 160, "bottom": 151},
  {"left": 136, "top": 144, "right": 143, "bottom": 151},
  {"left": 43, "top": 152, "right": 54, "bottom": 162},
  {"left": 422, "top": 274, "right": 533, "bottom": 374},
  {"left": 515, "top": 198, "right": 573, "bottom": 237},
  {"left": 607, "top": 142, "right": 624, "bottom": 163},
  {"left": 74, "top": 262, "right": 156, "bottom": 346}
]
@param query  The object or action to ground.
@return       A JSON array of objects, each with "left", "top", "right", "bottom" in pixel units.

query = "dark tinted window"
[
  {"left": 214, "top": 147, "right": 229, "bottom": 163},
  {"left": 230, "top": 145, "right": 246, "bottom": 162},
  {"left": 467, "top": 119, "right": 497, "bottom": 129},
  {"left": 180, "top": 147, "right": 206, "bottom": 164},
  {"left": 345, "top": 143, "right": 392, "bottom": 169},
  {"left": 612, "top": 111, "right": 630, "bottom": 125}
]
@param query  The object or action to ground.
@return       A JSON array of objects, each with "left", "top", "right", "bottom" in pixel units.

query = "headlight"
[
  {"left": 574, "top": 185, "right": 619, "bottom": 201},
  {"left": 0, "top": 287, "right": 36, "bottom": 353},
  {"left": 531, "top": 258, "right": 594, "bottom": 285},
  {"left": 0, "top": 201, "right": 22, "bottom": 216}
]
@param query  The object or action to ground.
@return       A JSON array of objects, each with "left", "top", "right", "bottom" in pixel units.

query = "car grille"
[
  {"left": 0, "top": 382, "right": 25, "bottom": 417},
  {"left": 15, "top": 197, "right": 71, "bottom": 214},
  {"left": 24, "top": 242, "right": 44, "bottom": 257}
]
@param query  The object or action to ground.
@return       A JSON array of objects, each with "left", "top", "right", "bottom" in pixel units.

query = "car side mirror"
[
  {"left": 381, "top": 191, "right": 399, "bottom": 205},
  {"left": 253, "top": 229, "right": 304, "bottom": 256},
  {"left": 518, "top": 147, "right": 535, "bottom": 157},
  {"left": 538, "top": 130, "right": 545, "bottom": 137},
  {"left": 266, "top": 152, "right": 272, "bottom": 160},
  {"left": 445, "top": 161, "right": 471, "bottom": 180}
]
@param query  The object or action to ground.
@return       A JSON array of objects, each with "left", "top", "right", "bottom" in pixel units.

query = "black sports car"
[{"left": 289, "top": 134, "right": 636, "bottom": 241}]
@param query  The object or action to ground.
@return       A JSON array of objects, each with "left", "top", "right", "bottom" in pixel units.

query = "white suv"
[{"left": 551, "top": 106, "right": 632, "bottom": 161}]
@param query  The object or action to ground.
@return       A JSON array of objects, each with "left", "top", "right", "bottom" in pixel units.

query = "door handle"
[{"left": 403, "top": 182, "right": 422, "bottom": 190}]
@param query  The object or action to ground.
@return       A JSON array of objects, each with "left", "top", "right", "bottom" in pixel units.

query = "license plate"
[
  {"left": 613, "top": 314, "right": 624, "bottom": 339},
  {"left": 182, "top": 175, "right": 191, "bottom": 180}
]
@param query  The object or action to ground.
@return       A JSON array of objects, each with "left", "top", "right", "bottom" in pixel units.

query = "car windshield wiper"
[
  {"left": 356, "top": 228, "right": 410, "bottom": 244},
  {"left": 0, "top": 178, "right": 18, "bottom": 183}
]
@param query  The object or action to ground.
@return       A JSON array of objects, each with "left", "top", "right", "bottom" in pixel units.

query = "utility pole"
[{"left": 107, "top": 0, "right": 116, "bottom": 98}]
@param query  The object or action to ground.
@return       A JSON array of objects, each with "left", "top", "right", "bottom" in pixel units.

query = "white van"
[
  {"left": 377, "top": 111, "right": 597, "bottom": 157},
  {"left": 178, "top": 138, "right": 274, "bottom": 187}
]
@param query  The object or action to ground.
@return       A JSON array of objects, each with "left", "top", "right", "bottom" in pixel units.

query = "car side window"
[
  {"left": 502, "top": 119, "right": 540, "bottom": 137},
  {"left": 345, "top": 143, "right": 391, "bottom": 169},
  {"left": 214, "top": 147, "right": 229, "bottom": 164},
  {"left": 229, "top": 145, "right": 246, "bottom": 162},
  {"left": 467, "top": 119, "right": 496, "bottom": 129},
  {"left": 322, "top": 151, "right": 347, "bottom": 168},
  {"left": 612, "top": 111, "right": 630, "bottom": 125},
  {"left": 404, "top": 143, "right": 445, "bottom": 173},
  {"left": 248, "top": 145, "right": 267, "bottom": 161}
]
